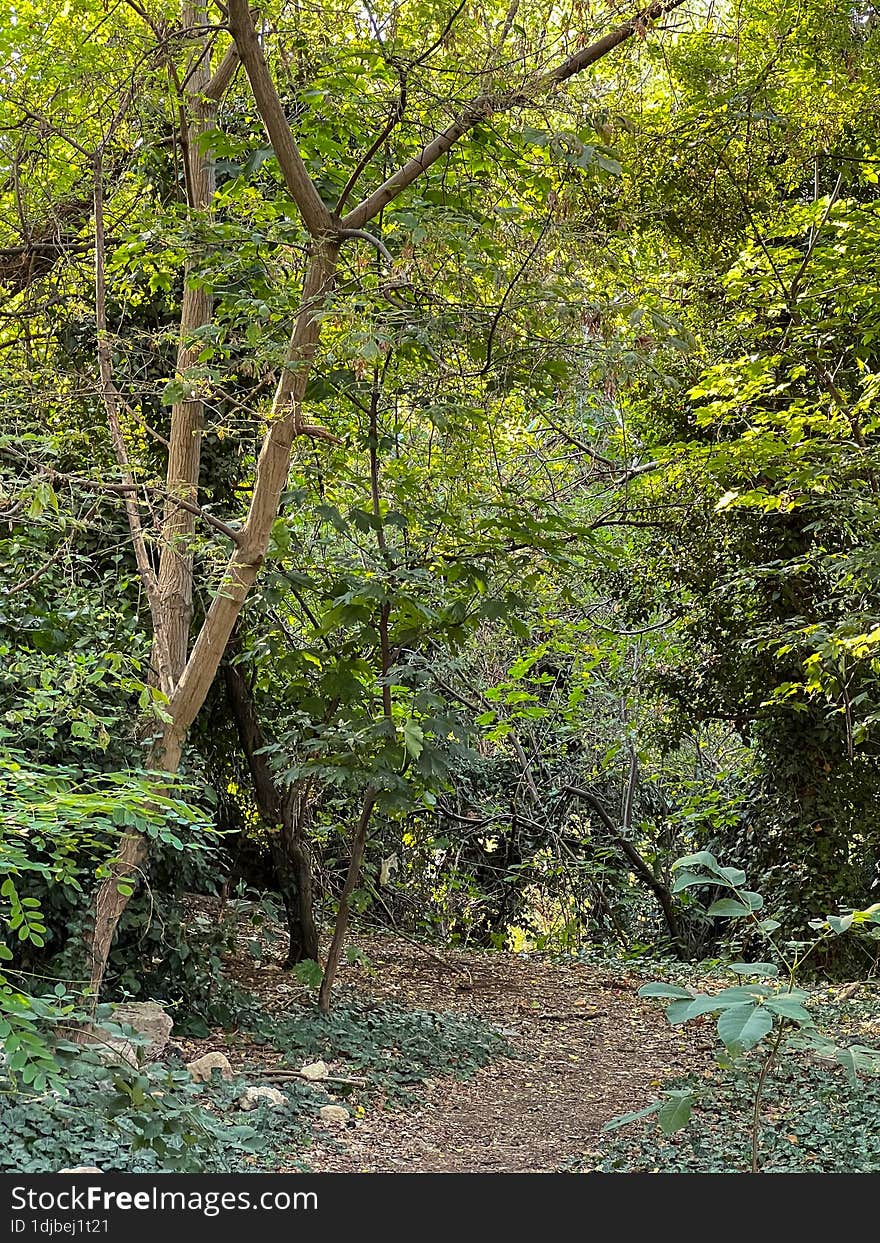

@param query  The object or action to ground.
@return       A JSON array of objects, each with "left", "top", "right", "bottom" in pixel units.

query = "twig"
[{"left": 251, "top": 1069, "right": 368, "bottom": 1087}]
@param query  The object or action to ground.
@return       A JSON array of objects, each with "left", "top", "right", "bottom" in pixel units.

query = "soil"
[
  {"left": 303, "top": 938, "right": 710, "bottom": 1173},
  {"left": 180, "top": 918, "right": 712, "bottom": 1174}
]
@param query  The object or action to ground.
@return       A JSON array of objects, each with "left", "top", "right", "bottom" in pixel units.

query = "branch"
[
  {"left": 343, "top": 0, "right": 688, "bottom": 230},
  {"left": 563, "top": 784, "right": 681, "bottom": 948},
  {"left": 226, "top": 0, "right": 334, "bottom": 237},
  {"left": 204, "top": 41, "right": 240, "bottom": 99},
  {"left": 337, "top": 227, "right": 394, "bottom": 267},
  {"left": 165, "top": 494, "right": 243, "bottom": 543},
  {"left": 335, "top": 77, "right": 407, "bottom": 215},
  {"left": 93, "top": 155, "right": 174, "bottom": 694},
  {"left": 467, "top": 212, "right": 552, "bottom": 379},
  {"left": 41, "top": 469, "right": 243, "bottom": 544},
  {"left": 6, "top": 516, "right": 88, "bottom": 596}
]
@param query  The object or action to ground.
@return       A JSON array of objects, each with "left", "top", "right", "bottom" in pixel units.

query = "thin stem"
[{"left": 751, "top": 1022, "right": 785, "bottom": 1173}]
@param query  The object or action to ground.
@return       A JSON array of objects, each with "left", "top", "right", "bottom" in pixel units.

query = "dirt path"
[
  {"left": 179, "top": 913, "right": 710, "bottom": 1173},
  {"left": 301, "top": 939, "right": 709, "bottom": 1173}
]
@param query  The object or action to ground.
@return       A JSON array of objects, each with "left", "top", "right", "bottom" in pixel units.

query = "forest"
[{"left": 1, "top": 0, "right": 879, "bottom": 1178}]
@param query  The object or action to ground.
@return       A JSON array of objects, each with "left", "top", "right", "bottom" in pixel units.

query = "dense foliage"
[{"left": 2, "top": 0, "right": 879, "bottom": 1173}]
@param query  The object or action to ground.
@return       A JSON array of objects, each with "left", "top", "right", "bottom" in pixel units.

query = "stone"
[
  {"left": 299, "top": 1060, "right": 329, "bottom": 1081},
  {"left": 110, "top": 1002, "right": 173, "bottom": 1056},
  {"left": 59, "top": 1168, "right": 102, "bottom": 1174},
  {"left": 319, "top": 1105, "right": 349, "bottom": 1126},
  {"left": 237, "top": 1086, "right": 288, "bottom": 1111},
  {"left": 186, "top": 1051, "right": 234, "bottom": 1082},
  {"left": 88, "top": 1001, "right": 173, "bottom": 1066}
]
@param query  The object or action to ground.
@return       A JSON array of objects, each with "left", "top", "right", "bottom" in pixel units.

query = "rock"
[
  {"left": 111, "top": 1002, "right": 173, "bottom": 1057},
  {"left": 237, "top": 1086, "right": 288, "bottom": 1111},
  {"left": 319, "top": 1104, "right": 349, "bottom": 1126},
  {"left": 59, "top": 1167, "right": 102, "bottom": 1175},
  {"left": 87, "top": 1001, "right": 173, "bottom": 1066},
  {"left": 186, "top": 1051, "right": 234, "bottom": 1082},
  {"left": 299, "top": 1060, "right": 329, "bottom": 1081}
]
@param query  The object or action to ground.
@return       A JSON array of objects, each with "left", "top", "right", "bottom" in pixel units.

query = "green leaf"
[
  {"left": 757, "top": 918, "right": 782, "bottom": 933},
  {"left": 402, "top": 720, "right": 425, "bottom": 759},
  {"left": 727, "top": 962, "right": 779, "bottom": 978},
  {"left": 673, "top": 851, "right": 722, "bottom": 874},
  {"left": 763, "top": 994, "right": 813, "bottom": 1025},
  {"left": 602, "top": 1101, "right": 662, "bottom": 1131},
  {"left": 833, "top": 1044, "right": 880, "bottom": 1086},
  {"left": 671, "top": 870, "right": 712, "bottom": 893},
  {"left": 665, "top": 995, "right": 726, "bottom": 1024},
  {"left": 714, "top": 984, "right": 774, "bottom": 1003},
  {"left": 852, "top": 903, "right": 880, "bottom": 925},
  {"left": 707, "top": 899, "right": 754, "bottom": 918},
  {"left": 292, "top": 958, "right": 323, "bottom": 988},
  {"left": 657, "top": 1091, "right": 694, "bottom": 1134},
  {"left": 717, "top": 1003, "right": 774, "bottom": 1051},
  {"left": 834, "top": 1046, "right": 861, "bottom": 1087}
]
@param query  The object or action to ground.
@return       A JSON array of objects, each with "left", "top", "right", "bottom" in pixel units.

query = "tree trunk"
[
  {"left": 86, "top": 722, "right": 184, "bottom": 996},
  {"left": 86, "top": 239, "right": 338, "bottom": 997},
  {"left": 156, "top": 0, "right": 218, "bottom": 682},
  {"left": 318, "top": 788, "right": 377, "bottom": 1014},
  {"left": 223, "top": 656, "right": 319, "bottom": 964},
  {"left": 85, "top": 5, "right": 234, "bottom": 998},
  {"left": 563, "top": 785, "right": 685, "bottom": 956}
]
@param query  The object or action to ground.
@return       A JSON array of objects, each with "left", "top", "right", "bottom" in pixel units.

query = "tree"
[{"left": 76, "top": 0, "right": 690, "bottom": 994}]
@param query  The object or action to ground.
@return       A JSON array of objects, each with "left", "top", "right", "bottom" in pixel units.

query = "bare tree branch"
[
  {"left": 226, "top": 0, "right": 335, "bottom": 237},
  {"left": 93, "top": 154, "right": 174, "bottom": 695},
  {"left": 343, "top": 0, "right": 689, "bottom": 230}
]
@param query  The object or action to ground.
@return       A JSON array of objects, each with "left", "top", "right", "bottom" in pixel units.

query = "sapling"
[{"left": 605, "top": 851, "right": 880, "bottom": 1171}]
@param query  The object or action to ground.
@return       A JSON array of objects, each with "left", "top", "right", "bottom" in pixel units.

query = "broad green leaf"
[
  {"left": 665, "top": 995, "right": 726, "bottom": 1024},
  {"left": 602, "top": 1101, "right": 662, "bottom": 1131},
  {"left": 707, "top": 899, "right": 754, "bottom": 918},
  {"left": 717, "top": 1003, "right": 774, "bottom": 1050},
  {"left": 657, "top": 1091, "right": 694, "bottom": 1134},
  {"left": 402, "top": 720, "right": 425, "bottom": 759},
  {"left": 672, "top": 870, "right": 714, "bottom": 893},
  {"left": 672, "top": 851, "right": 722, "bottom": 874},
  {"left": 715, "top": 984, "right": 774, "bottom": 1002},
  {"left": 757, "top": 918, "right": 782, "bottom": 933},
  {"left": 834, "top": 1044, "right": 880, "bottom": 1086},
  {"left": 763, "top": 994, "right": 813, "bottom": 1025}
]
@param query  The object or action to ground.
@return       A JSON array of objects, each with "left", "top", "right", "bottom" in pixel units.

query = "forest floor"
[
  {"left": 302, "top": 939, "right": 711, "bottom": 1173},
  {"left": 179, "top": 916, "right": 713, "bottom": 1173}
]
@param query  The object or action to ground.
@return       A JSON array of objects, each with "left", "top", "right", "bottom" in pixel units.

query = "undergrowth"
[
  {"left": 590, "top": 1056, "right": 880, "bottom": 1172},
  {"left": 0, "top": 995, "right": 509, "bottom": 1171},
  {"left": 248, "top": 999, "right": 511, "bottom": 1103}
]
